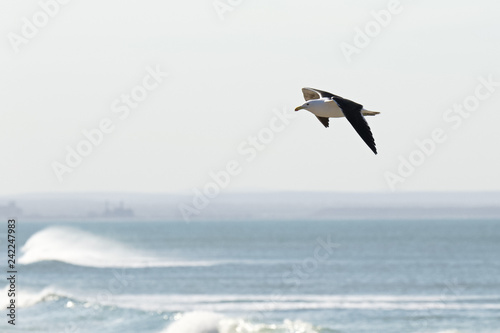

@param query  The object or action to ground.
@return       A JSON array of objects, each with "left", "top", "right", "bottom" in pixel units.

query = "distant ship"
[{"left": 88, "top": 201, "right": 134, "bottom": 218}]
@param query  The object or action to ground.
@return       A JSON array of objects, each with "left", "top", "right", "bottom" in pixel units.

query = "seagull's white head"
[{"left": 295, "top": 99, "right": 325, "bottom": 112}]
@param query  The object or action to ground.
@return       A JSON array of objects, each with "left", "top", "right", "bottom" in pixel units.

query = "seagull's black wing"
[
  {"left": 332, "top": 96, "right": 377, "bottom": 155},
  {"left": 316, "top": 116, "right": 329, "bottom": 128}
]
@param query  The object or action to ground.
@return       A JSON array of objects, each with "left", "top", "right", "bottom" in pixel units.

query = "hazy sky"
[{"left": 1, "top": 0, "right": 499, "bottom": 195}]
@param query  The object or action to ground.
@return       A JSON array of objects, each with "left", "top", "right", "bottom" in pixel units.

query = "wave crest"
[
  {"left": 18, "top": 226, "right": 209, "bottom": 268},
  {"left": 162, "top": 312, "right": 322, "bottom": 333},
  {"left": 0, "top": 285, "right": 71, "bottom": 308}
]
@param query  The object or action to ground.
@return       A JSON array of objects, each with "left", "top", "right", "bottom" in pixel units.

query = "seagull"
[{"left": 295, "top": 87, "right": 380, "bottom": 154}]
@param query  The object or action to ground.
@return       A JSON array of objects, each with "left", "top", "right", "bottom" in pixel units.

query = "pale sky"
[{"left": 1, "top": 0, "right": 499, "bottom": 195}]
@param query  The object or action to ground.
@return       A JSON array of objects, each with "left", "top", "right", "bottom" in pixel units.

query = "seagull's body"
[
  {"left": 295, "top": 87, "right": 380, "bottom": 154},
  {"left": 301, "top": 98, "right": 345, "bottom": 118}
]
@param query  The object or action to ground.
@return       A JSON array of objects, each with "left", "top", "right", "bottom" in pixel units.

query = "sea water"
[{"left": 1, "top": 219, "right": 499, "bottom": 333}]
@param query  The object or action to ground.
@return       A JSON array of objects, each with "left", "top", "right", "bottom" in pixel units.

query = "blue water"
[{"left": 1, "top": 219, "right": 499, "bottom": 333}]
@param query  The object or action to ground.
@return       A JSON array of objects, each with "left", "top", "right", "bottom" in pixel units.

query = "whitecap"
[{"left": 161, "top": 312, "right": 322, "bottom": 333}]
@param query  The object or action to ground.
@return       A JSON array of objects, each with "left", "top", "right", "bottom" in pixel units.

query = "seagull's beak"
[{"left": 295, "top": 105, "right": 303, "bottom": 111}]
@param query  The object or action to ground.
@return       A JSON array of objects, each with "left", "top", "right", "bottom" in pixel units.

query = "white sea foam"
[
  {"left": 161, "top": 312, "right": 321, "bottom": 333},
  {"left": 5, "top": 285, "right": 500, "bottom": 313},
  {"left": 106, "top": 294, "right": 500, "bottom": 312},
  {"left": 24, "top": 291, "right": 500, "bottom": 312},
  {"left": 2, "top": 285, "right": 479, "bottom": 333},
  {"left": 163, "top": 312, "right": 224, "bottom": 333},
  {"left": 18, "top": 226, "right": 217, "bottom": 268}
]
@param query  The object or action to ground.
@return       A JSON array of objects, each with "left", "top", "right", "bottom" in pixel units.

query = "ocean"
[{"left": 1, "top": 219, "right": 499, "bottom": 333}]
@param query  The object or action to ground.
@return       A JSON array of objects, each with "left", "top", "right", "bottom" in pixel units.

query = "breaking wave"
[
  {"left": 18, "top": 226, "right": 216, "bottom": 268},
  {"left": 161, "top": 312, "right": 323, "bottom": 333},
  {"left": 2, "top": 286, "right": 495, "bottom": 333},
  {"left": 5, "top": 285, "right": 499, "bottom": 313},
  {"left": 0, "top": 285, "right": 71, "bottom": 308}
]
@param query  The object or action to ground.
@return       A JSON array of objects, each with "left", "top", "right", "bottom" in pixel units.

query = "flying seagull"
[{"left": 295, "top": 87, "right": 380, "bottom": 154}]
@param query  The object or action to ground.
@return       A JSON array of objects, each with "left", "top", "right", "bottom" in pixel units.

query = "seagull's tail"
[{"left": 362, "top": 109, "right": 380, "bottom": 116}]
